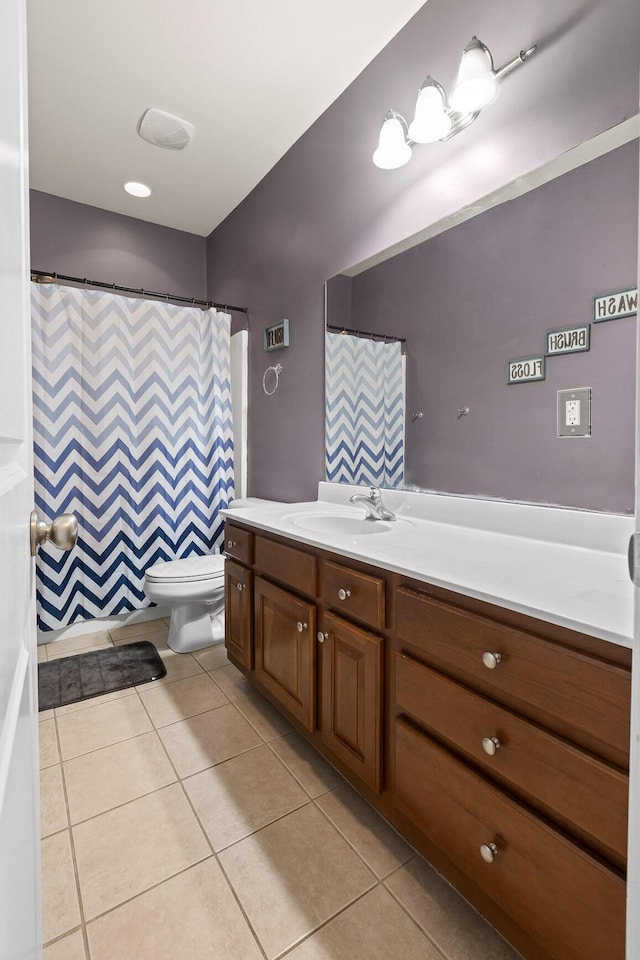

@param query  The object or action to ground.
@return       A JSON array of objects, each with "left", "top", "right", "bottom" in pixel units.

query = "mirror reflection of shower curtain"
[
  {"left": 31, "top": 283, "right": 234, "bottom": 631},
  {"left": 325, "top": 331, "right": 404, "bottom": 488}
]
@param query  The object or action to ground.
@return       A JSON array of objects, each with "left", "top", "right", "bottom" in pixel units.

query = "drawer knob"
[
  {"left": 236, "top": 582, "right": 245, "bottom": 592},
  {"left": 317, "top": 631, "right": 328, "bottom": 644},
  {"left": 296, "top": 621, "right": 308, "bottom": 632},
  {"left": 480, "top": 842, "right": 499, "bottom": 864},
  {"left": 337, "top": 588, "right": 352, "bottom": 601},
  {"left": 482, "top": 736, "right": 501, "bottom": 756},
  {"left": 227, "top": 539, "right": 237, "bottom": 549},
  {"left": 482, "top": 651, "right": 502, "bottom": 670}
]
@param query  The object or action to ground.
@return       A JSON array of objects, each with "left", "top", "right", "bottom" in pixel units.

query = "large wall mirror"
[{"left": 325, "top": 121, "right": 639, "bottom": 514}]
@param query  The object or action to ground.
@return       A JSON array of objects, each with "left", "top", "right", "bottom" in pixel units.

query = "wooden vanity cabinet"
[
  {"left": 224, "top": 559, "right": 253, "bottom": 670},
  {"left": 319, "top": 611, "right": 383, "bottom": 792},
  {"left": 224, "top": 520, "right": 631, "bottom": 960}
]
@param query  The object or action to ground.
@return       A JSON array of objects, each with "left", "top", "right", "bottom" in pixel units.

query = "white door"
[{"left": 0, "top": 0, "right": 42, "bottom": 958}]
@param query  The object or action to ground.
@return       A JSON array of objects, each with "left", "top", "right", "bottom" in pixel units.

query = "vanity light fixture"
[
  {"left": 123, "top": 180, "right": 153, "bottom": 198},
  {"left": 373, "top": 36, "right": 537, "bottom": 169}
]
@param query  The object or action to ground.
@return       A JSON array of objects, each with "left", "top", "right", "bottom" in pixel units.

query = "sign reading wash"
[{"left": 593, "top": 287, "right": 637, "bottom": 323}]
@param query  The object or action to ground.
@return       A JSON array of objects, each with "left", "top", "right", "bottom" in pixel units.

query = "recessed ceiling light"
[{"left": 123, "top": 180, "right": 152, "bottom": 198}]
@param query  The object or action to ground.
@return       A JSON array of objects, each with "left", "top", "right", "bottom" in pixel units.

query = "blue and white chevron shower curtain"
[
  {"left": 325, "top": 331, "right": 404, "bottom": 488},
  {"left": 31, "top": 284, "right": 234, "bottom": 631}
]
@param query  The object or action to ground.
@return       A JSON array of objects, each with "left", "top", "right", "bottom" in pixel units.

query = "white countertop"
[{"left": 222, "top": 483, "right": 635, "bottom": 649}]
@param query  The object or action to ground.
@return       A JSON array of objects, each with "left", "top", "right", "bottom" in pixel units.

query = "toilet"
[
  {"left": 143, "top": 498, "right": 273, "bottom": 653},
  {"left": 144, "top": 554, "right": 226, "bottom": 653}
]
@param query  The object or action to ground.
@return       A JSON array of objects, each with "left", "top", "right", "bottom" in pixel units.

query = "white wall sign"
[
  {"left": 546, "top": 324, "right": 591, "bottom": 356},
  {"left": 263, "top": 318, "right": 290, "bottom": 351},
  {"left": 593, "top": 287, "right": 637, "bottom": 323},
  {"left": 507, "top": 356, "right": 546, "bottom": 384}
]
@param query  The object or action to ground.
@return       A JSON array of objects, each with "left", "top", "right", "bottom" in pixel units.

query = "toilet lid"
[{"left": 145, "top": 554, "right": 226, "bottom": 584}]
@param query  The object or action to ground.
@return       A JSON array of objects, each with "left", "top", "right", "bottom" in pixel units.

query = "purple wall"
[
  {"left": 30, "top": 190, "right": 207, "bottom": 298},
  {"left": 206, "top": 0, "right": 639, "bottom": 505},
  {"left": 344, "top": 143, "right": 638, "bottom": 512}
]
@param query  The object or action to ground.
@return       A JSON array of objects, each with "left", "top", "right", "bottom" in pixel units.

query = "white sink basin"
[{"left": 284, "top": 510, "right": 410, "bottom": 536}]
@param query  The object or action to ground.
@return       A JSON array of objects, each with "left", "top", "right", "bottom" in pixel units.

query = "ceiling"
[{"left": 26, "top": 0, "right": 426, "bottom": 237}]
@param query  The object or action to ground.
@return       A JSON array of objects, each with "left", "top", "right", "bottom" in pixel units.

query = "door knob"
[{"left": 30, "top": 510, "right": 78, "bottom": 557}]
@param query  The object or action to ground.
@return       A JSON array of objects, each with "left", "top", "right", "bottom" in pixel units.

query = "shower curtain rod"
[
  {"left": 326, "top": 323, "right": 405, "bottom": 344},
  {"left": 30, "top": 269, "right": 248, "bottom": 315}
]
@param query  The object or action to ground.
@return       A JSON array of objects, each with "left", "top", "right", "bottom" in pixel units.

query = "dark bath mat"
[{"left": 38, "top": 641, "right": 166, "bottom": 711}]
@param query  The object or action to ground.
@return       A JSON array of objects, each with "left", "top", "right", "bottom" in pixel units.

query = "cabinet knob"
[
  {"left": 236, "top": 582, "right": 244, "bottom": 592},
  {"left": 482, "top": 651, "right": 502, "bottom": 670},
  {"left": 317, "top": 631, "right": 328, "bottom": 644},
  {"left": 227, "top": 539, "right": 237, "bottom": 549},
  {"left": 480, "top": 842, "right": 499, "bottom": 864},
  {"left": 296, "top": 621, "right": 308, "bottom": 632},
  {"left": 337, "top": 588, "right": 352, "bottom": 601},
  {"left": 482, "top": 736, "right": 501, "bottom": 756}
]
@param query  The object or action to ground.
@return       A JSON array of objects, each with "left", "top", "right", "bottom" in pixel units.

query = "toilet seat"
[{"left": 145, "top": 555, "right": 225, "bottom": 584}]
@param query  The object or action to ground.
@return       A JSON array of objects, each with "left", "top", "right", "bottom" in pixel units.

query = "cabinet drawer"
[
  {"left": 395, "top": 653, "right": 628, "bottom": 868},
  {"left": 394, "top": 720, "right": 625, "bottom": 960},
  {"left": 396, "top": 587, "right": 630, "bottom": 768},
  {"left": 254, "top": 535, "right": 317, "bottom": 597},
  {"left": 324, "top": 561, "right": 385, "bottom": 631},
  {"left": 224, "top": 524, "right": 253, "bottom": 565}
]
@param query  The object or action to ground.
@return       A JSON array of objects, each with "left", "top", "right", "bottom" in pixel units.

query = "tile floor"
[{"left": 38, "top": 618, "right": 522, "bottom": 960}]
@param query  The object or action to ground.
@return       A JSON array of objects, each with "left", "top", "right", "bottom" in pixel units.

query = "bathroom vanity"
[{"left": 222, "top": 486, "right": 633, "bottom": 960}]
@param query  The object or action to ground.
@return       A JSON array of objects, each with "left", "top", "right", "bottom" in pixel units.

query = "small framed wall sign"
[
  {"left": 263, "top": 318, "right": 290, "bottom": 352},
  {"left": 546, "top": 324, "right": 590, "bottom": 356},
  {"left": 507, "top": 355, "right": 545, "bottom": 384},
  {"left": 593, "top": 287, "right": 637, "bottom": 323}
]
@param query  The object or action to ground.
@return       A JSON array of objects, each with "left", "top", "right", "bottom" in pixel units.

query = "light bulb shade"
[
  {"left": 408, "top": 77, "right": 452, "bottom": 143},
  {"left": 450, "top": 36, "right": 498, "bottom": 114},
  {"left": 373, "top": 112, "right": 412, "bottom": 169}
]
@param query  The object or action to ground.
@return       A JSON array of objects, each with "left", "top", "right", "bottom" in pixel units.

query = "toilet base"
[{"left": 167, "top": 596, "right": 225, "bottom": 654}]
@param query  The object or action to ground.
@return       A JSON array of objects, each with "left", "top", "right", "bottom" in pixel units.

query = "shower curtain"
[
  {"left": 31, "top": 283, "right": 234, "bottom": 631},
  {"left": 325, "top": 331, "right": 404, "bottom": 488}
]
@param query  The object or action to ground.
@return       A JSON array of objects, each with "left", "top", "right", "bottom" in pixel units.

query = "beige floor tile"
[
  {"left": 317, "top": 782, "right": 414, "bottom": 878},
  {"left": 43, "top": 929, "right": 86, "bottom": 960},
  {"left": 287, "top": 884, "right": 442, "bottom": 960},
  {"left": 40, "top": 764, "right": 68, "bottom": 838},
  {"left": 209, "top": 662, "right": 251, "bottom": 701},
  {"left": 64, "top": 731, "right": 177, "bottom": 823},
  {"left": 109, "top": 617, "right": 168, "bottom": 642},
  {"left": 57, "top": 695, "right": 152, "bottom": 760},
  {"left": 44, "top": 632, "right": 113, "bottom": 660},
  {"left": 112, "top": 627, "right": 170, "bottom": 651},
  {"left": 39, "top": 708, "right": 55, "bottom": 722},
  {"left": 73, "top": 783, "right": 211, "bottom": 920},
  {"left": 39, "top": 718, "right": 60, "bottom": 769},
  {"left": 270, "top": 731, "right": 343, "bottom": 797},
  {"left": 55, "top": 687, "right": 136, "bottom": 718},
  {"left": 219, "top": 803, "right": 375, "bottom": 959},
  {"left": 41, "top": 830, "right": 81, "bottom": 943},
  {"left": 138, "top": 647, "right": 204, "bottom": 687},
  {"left": 158, "top": 703, "right": 262, "bottom": 778},
  {"left": 138, "top": 673, "right": 229, "bottom": 728},
  {"left": 87, "top": 857, "right": 262, "bottom": 960},
  {"left": 37, "top": 644, "right": 48, "bottom": 663},
  {"left": 184, "top": 743, "right": 309, "bottom": 850},
  {"left": 193, "top": 641, "right": 230, "bottom": 672},
  {"left": 233, "top": 690, "right": 294, "bottom": 741},
  {"left": 385, "top": 857, "right": 523, "bottom": 960}
]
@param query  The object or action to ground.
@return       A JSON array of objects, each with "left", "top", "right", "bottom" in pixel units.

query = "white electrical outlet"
[
  {"left": 557, "top": 387, "right": 591, "bottom": 438},
  {"left": 565, "top": 400, "right": 581, "bottom": 426}
]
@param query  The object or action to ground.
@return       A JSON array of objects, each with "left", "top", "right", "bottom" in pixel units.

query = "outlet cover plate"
[{"left": 557, "top": 387, "right": 591, "bottom": 437}]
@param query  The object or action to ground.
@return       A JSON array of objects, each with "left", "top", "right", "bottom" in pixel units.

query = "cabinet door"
[
  {"left": 320, "top": 612, "right": 383, "bottom": 792},
  {"left": 225, "top": 560, "right": 253, "bottom": 670},
  {"left": 254, "top": 576, "right": 316, "bottom": 731}
]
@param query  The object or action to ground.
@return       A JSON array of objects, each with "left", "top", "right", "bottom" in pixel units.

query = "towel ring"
[{"left": 263, "top": 363, "right": 283, "bottom": 396}]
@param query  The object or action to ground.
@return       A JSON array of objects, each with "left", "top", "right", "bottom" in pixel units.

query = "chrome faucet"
[{"left": 350, "top": 486, "right": 396, "bottom": 521}]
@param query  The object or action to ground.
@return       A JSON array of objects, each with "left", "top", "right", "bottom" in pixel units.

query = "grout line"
[{"left": 381, "top": 872, "right": 451, "bottom": 960}]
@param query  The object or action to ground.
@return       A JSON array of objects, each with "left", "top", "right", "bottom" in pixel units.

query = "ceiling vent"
[{"left": 137, "top": 107, "right": 195, "bottom": 150}]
